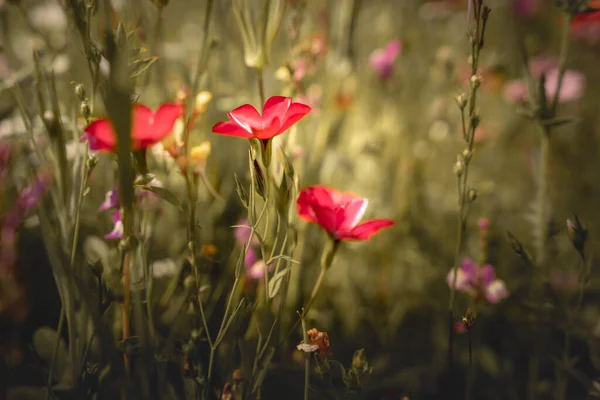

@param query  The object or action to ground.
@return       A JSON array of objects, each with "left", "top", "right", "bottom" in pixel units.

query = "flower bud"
[
  {"left": 175, "top": 86, "right": 189, "bottom": 106},
  {"left": 468, "top": 188, "right": 477, "bottom": 202},
  {"left": 462, "top": 308, "right": 476, "bottom": 331},
  {"left": 455, "top": 93, "right": 467, "bottom": 110},
  {"left": 453, "top": 159, "right": 464, "bottom": 177},
  {"left": 80, "top": 101, "right": 91, "bottom": 120},
  {"left": 567, "top": 216, "right": 588, "bottom": 259},
  {"left": 194, "top": 91, "right": 213, "bottom": 115},
  {"left": 462, "top": 149, "right": 472, "bottom": 163},
  {"left": 470, "top": 75, "right": 481, "bottom": 90},
  {"left": 74, "top": 83, "right": 86, "bottom": 101}
]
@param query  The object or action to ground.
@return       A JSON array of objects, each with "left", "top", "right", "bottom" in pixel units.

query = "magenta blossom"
[
  {"left": 447, "top": 257, "right": 509, "bottom": 304},
  {"left": 99, "top": 177, "right": 163, "bottom": 240},
  {"left": 246, "top": 258, "right": 274, "bottom": 280},
  {"left": 235, "top": 219, "right": 260, "bottom": 247},
  {"left": 369, "top": 40, "right": 402, "bottom": 80}
]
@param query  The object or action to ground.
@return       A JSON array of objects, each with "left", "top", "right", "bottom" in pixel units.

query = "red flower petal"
[
  {"left": 83, "top": 119, "right": 117, "bottom": 152},
  {"left": 337, "top": 198, "right": 368, "bottom": 232},
  {"left": 339, "top": 218, "right": 394, "bottom": 241},
  {"left": 212, "top": 121, "right": 254, "bottom": 138},
  {"left": 279, "top": 102, "right": 311, "bottom": 133},
  {"left": 262, "top": 96, "right": 292, "bottom": 127},
  {"left": 131, "top": 104, "right": 153, "bottom": 144},
  {"left": 152, "top": 103, "right": 184, "bottom": 138},
  {"left": 228, "top": 104, "right": 263, "bottom": 133},
  {"left": 133, "top": 104, "right": 183, "bottom": 150}
]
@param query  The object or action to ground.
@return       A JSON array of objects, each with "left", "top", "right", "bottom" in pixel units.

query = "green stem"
[
  {"left": 302, "top": 317, "right": 310, "bottom": 400},
  {"left": 257, "top": 67, "right": 266, "bottom": 106},
  {"left": 466, "top": 328, "right": 474, "bottom": 400}
]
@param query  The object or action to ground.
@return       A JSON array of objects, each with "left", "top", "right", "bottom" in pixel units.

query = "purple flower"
[
  {"left": 368, "top": 40, "right": 402, "bottom": 80},
  {"left": 104, "top": 209, "right": 124, "bottom": 240},
  {"left": 447, "top": 257, "right": 509, "bottom": 304},
  {"left": 99, "top": 187, "right": 119, "bottom": 211}
]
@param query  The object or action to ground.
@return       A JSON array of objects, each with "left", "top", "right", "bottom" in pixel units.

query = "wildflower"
[
  {"left": 368, "top": 39, "right": 402, "bottom": 80},
  {"left": 104, "top": 209, "right": 124, "bottom": 240},
  {"left": 297, "top": 185, "right": 394, "bottom": 241},
  {"left": 503, "top": 56, "right": 586, "bottom": 105},
  {"left": 447, "top": 257, "right": 509, "bottom": 304},
  {"left": 307, "top": 328, "right": 330, "bottom": 355},
  {"left": 212, "top": 96, "right": 311, "bottom": 148},
  {"left": 82, "top": 103, "right": 183, "bottom": 152},
  {"left": 297, "top": 328, "right": 330, "bottom": 355},
  {"left": 246, "top": 259, "right": 274, "bottom": 280},
  {"left": 234, "top": 219, "right": 260, "bottom": 247}
]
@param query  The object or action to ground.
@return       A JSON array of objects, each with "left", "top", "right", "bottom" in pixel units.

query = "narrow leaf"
[
  {"left": 142, "top": 185, "right": 183, "bottom": 211},
  {"left": 268, "top": 267, "right": 292, "bottom": 299},
  {"left": 234, "top": 172, "right": 248, "bottom": 208},
  {"left": 130, "top": 57, "right": 159, "bottom": 78}
]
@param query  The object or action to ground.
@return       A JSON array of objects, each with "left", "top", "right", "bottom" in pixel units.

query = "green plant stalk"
[
  {"left": 448, "top": 0, "right": 483, "bottom": 368},
  {"left": 466, "top": 328, "right": 473, "bottom": 400},
  {"left": 46, "top": 146, "right": 91, "bottom": 398},
  {"left": 302, "top": 316, "right": 310, "bottom": 400},
  {"left": 556, "top": 253, "right": 587, "bottom": 400}
]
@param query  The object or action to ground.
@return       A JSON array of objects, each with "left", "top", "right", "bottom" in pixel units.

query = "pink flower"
[
  {"left": 368, "top": 40, "right": 402, "bottom": 80},
  {"left": 447, "top": 258, "right": 509, "bottom": 304},
  {"left": 297, "top": 185, "right": 394, "bottom": 241},
  {"left": 235, "top": 219, "right": 260, "bottom": 247},
  {"left": 105, "top": 209, "right": 124, "bottom": 240},
  {"left": 82, "top": 103, "right": 183, "bottom": 152},
  {"left": 503, "top": 56, "right": 585, "bottom": 104},
  {"left": 212, "top": 96, "right": 311, "bottom": 146},
  {"left": 246, "top": 259, "right": 274, "bottom": 280}
]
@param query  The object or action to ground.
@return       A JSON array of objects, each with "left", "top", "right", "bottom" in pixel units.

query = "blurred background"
[{"left": 1, "top": 0, "right": 600, "bottom": 399}]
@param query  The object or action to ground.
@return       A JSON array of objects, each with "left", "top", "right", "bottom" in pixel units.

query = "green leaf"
[
  {"left": 130, "top": 57, "right": 159, "bottom": 78},
  {"left": 268, "top": 267, "right": 292, "bottom": 299},
  {"left": 142, "top": 185, "right": 183, "bottom": 211},
  {"left": 234, "top": 173, "right": 248, "bottom": 208},
  {"left": 134, "top": 173, "right": 156, "bottom": 186}
]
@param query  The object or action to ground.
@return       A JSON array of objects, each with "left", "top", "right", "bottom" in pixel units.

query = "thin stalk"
[
  {"left": 257, "top": 67, "right": 266, "bottom": 105},
  {"left": 46, "top": 145, "right": 90, "bottom": 399},
  {"left": 466, "top": 328, "right": 473, "bottom": 400},
  {"left": 302, "top": 317, "right": 310, "bottom": 400},
  {"left": 122, "top": 251, "right": 131, "bottom": 372}
]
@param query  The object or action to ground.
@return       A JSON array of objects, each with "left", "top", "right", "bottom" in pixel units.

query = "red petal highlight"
[
  {"left": 228, "top": 104, "right": 262, "bottom": 133},
  {"left": 337, "top": 198, "right": 368, "bottom": 232},
  {"left": 262, "top": 96, "right": 291, "bottom": 126},
  {"left": 340, "top": 218, "right": 394, "bottom": 241},
  {"left": 83, "top": 119, "right": 117, "bottom": 152},
  {"left": 212, "top": 121, "right": 254, "bottom": 138}
]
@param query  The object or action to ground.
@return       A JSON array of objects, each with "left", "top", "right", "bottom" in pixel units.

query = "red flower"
[
  {"left": 297, "top": 185, "right": 394, "bottom": 241},
  {"left": 82, "top": 104, "right": 183, "bottom": 152},
  {"left": 212, "top": 96, "right": 311, "bottom": 142}
]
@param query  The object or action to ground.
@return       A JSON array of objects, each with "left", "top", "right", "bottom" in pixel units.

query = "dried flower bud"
[
  {"left": 453, "top": 159, "right": 464, "bottom": 177},
  {"left": 221, "top": 383, "right": 233, "bottom": 400},
  {"left": 462, "top": 308, "right": 476, "bottom": 331},
  {"left": 74, "top": 83, "right": 86, "bottom": 101},
  {"left": 455, "top": 93, "right": 468, "bottom": 110},
  {"left": 86, "top": 154, "right": 98, "bottom": 170},
  {"left": 468, "top": 188, "right": 477, "bottom": 202},
  {"left": 80, "top": 101, "right": 91, "bottom": 120},
  {"left": 470, "top": 75, "right": 481, "bottom": 90},
  {"left": 307, "top": 328, "right": 330, "bottom": 355},
  {"left": 462, "top": 149, "right": 472, "bottom": 163}
]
